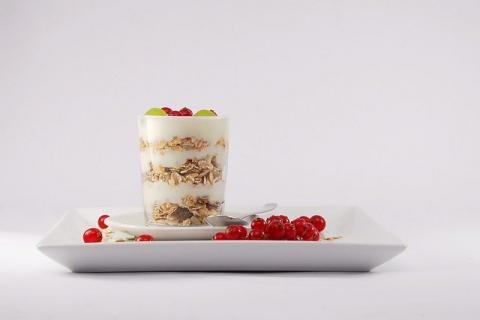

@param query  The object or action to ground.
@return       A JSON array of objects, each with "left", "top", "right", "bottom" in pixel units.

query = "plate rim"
[{"left": 37, "top": 205, "right": 407, "bottom": 249}]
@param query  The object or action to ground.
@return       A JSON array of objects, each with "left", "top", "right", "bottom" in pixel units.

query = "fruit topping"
[
  {"left": 83, "top": 228, "right": 103, "bottom": 243},
  {"left": 161, "top": 106, "right": 173, "bottom": 114},
  {"left": 194, "top": 109, "right": 217, "bottom": 116},
  {"left": 145, "top": 108, "right": 168, "bottom": 116},
  {"left": 179, "top": 107, "right": 193, "bottom": 116},
  {"left": 169, "top": 110, "right": 182, "bottom": 116}
]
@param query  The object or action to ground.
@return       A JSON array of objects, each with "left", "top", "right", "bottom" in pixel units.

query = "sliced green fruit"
[
  {"left": 194, "top": 109, "right": 217, "bottom": 116},
  {"left": 145, "top": 108, "right": 168, "bottom": 116}
]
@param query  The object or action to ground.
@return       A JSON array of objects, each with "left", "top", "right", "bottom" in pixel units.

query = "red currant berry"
[
  {"left": 97, "top": 214, "right": 110, "bottom": 229},
  {"left": 251, "top": 218, "right": 266, "bottom": 231},
  {"left": 300, "top": 222, "right": 317, "bottom": 240},
  {"left": 248, "top": 229, "right": 265, "bottom": 240},
  {"left": 136, "top": 234, "right": 154, "bottom": 241},
  {"left": 277, "top": 215, "right": 290, "bottom": 224},
  {"left": 179, "top": 107, "right": 193, "bottom": 116},
  {"left": 296, "top": 216, "right": 310, "bottom": 222},
  {"left": 226, "top": 225, "right": 248, "bottom": 240},
  {"left": 284, "top": 223, "right": 297, "bottom": 240},
  {"left": 310, "top": 215, "right": 326, "bottom": 232},
  {"left": 213, "top": 232, "right": 227, "bottom": 240},
  {"left": 292, "top": 218, "right": 308, "bottom": 237},
  {"left": 161, "top": 106, "right": 173, "bottom": 114},
  {"left": 303, "top": 228, "right": 320, "bottom": 241},
  {"left": 83, "top": 228, "right": 102, "bottom": 243},
  {"left": 266, "top": 215, "right": 282, "bottom": 224},
  {"left": 169, "top": 110, "right": 182, "bottom": 116},
  {"left": 265, "top": 220, "right": 285, "bottom": 240}
]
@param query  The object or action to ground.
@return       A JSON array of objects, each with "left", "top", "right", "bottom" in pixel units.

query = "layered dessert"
[{"left": 138, "top": 107, "right": 228, "bottom": 226}]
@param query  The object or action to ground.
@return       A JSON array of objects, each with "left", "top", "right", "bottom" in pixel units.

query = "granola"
[
  {"left": 151, "top": 195, "right": 222, "bottom": 226},
  {"left": 215, "top": 137, "right": 226, "bottom": 148},
  {"left": 145, "top": 155, "right": 222, "bottom": 186},
  {"left": 140, "top": 136, "right": 209, "bottom": 153},
  {"left": 139, "top": 138, "right": 148, "bottom": 152}
]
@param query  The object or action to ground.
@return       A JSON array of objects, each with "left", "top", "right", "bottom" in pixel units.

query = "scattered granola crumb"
[{"left": 323, "top": 236, "right": 343, "bottom": 241}]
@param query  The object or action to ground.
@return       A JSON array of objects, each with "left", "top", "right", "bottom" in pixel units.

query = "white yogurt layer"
[
  {"left": 138, "top": 116, "right": 228, "bottom": 143},
  {"left": 139, "top": 146, "right": 227, "bottom": 169},
  {"left": 142, "top": 181, "right": 226, "bottom": 215}
]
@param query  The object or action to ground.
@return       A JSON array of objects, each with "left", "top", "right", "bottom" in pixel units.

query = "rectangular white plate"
[{"left": 37, "top": 206, "right": 406, "bottom": 272}]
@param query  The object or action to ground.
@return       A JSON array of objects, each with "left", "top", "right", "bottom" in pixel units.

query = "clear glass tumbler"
[{"left": 138, "top": 115, "right": 229, "bottom": 226}]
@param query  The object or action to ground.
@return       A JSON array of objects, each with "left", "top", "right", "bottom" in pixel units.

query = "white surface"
[
  {"left": 2, "top": 216, "right": 480, "bottom": 320},
  {"left": 2, "top": 0, "right": 480, "bottom": 318},
  {"left": 38, "top": 207, "right": 404, "bottom": 271}
]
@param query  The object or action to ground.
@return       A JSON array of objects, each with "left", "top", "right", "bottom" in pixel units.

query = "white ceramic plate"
[
  {"left": 106, "top": 212, "right": 232, "bottom": 240},
  {"left": 37, "top": 206, "right": 406, "bottom": 272}
]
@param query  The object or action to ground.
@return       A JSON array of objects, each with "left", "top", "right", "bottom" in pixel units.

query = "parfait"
[{"left": 138, "top": 107, "right": 228, "bottom": 226}]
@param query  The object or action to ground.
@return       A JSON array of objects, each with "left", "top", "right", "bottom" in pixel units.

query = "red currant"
[
  {"left": 213, "top": 232, "right": 227, "bottom": 240},
  {"left": 277, "top": 215, "right": 290, "bottom": 224},
  {"left": 248, "top": 229, "right": 265, "bottom": 240},
  {"left": 179, "top": 107, "right": 193, "bottom": 116},
  {"left": 97, "top": 214, "right": 109, "bottom": 229},
  {"left": 300, "top": 222, "right": 317, "bottom": 240},
  {"left": 161, "top": 106, "right": 173, "bottom": 114},
  {"left": 284, "top": 223, "right": 297, "bottom": 240},
  {"left": 226, "top": 225, "right": 248, "bottom": 240},
  {"left": 266, "top": 215, "right": 282, "bottom": 224},
  {"left": 310, "top": 215, "right": 326, "bottom": 232},
  {"left": 83, "top": 228, "right": 102, "bottom": 243},
  {"left": 136, "top": 234, "right": 154, "bottom": 241},
  {"left": 292, "top": 218, "right": 308, "bottom": 237},
  {"left": 169, "top": 110, "right": 182, "bottom": 116},
  {"left": 265, "top": 220, "right": 285, "bottom": 240},
  {"left": 303, "top": 228, "right": 320, "bottom": 241},
  {"left": 251, "top": 218, "right": 266, "bottom": 231}
]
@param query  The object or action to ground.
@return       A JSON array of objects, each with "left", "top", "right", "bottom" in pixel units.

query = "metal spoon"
[{"left": 206, "top": 203, "right": 277, "bottom": 227}]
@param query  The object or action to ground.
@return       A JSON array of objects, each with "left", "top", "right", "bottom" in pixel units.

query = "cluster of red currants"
[
  {"left": 82, "top": 214, "right": 154, "bottom": 243},
  {"left": 161, "top": 106, "right": 193, "bottom": 116},
  {"left": 212, "top": 214, "right": 326, "bottom": 241}
]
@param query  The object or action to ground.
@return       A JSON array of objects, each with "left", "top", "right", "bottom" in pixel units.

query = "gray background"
[{"left": 1, "top": 1, "right": 479, "bottom": 319}]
